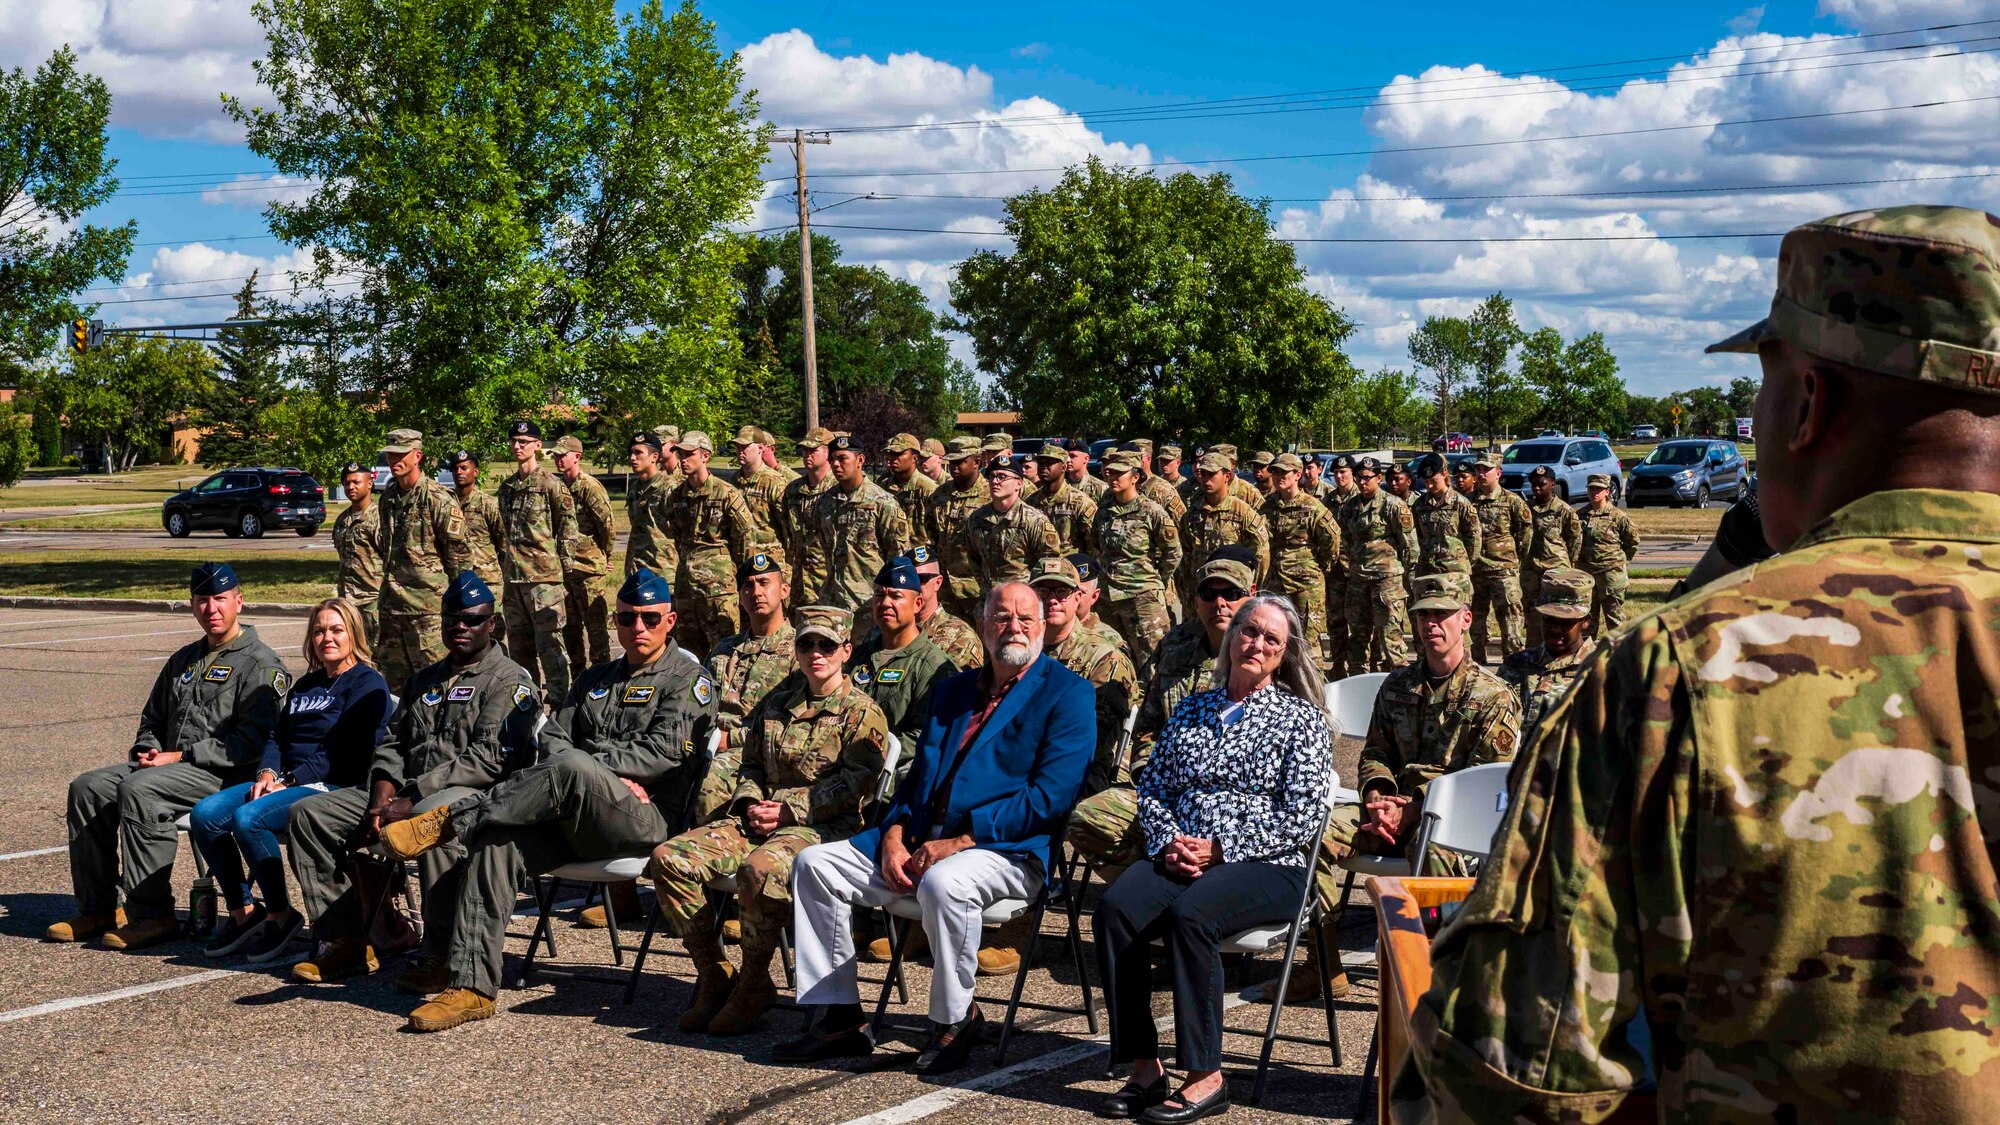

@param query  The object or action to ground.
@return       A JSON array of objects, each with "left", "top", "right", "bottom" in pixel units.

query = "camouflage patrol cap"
[
  {"left": 1027, "top": 555, "right": 1081, "bottom": 590},
  {"left": 1196, "top": 452, "right": 1233, "bottom": 475},
  {"left": 1272, "top": 452, "right": 1304, "bottom": 474},
  {"left": 735, "top": 550, "right": 783, "bottom": 583},
  {"left": 920, "top": 437, "right": 946, "bottom": 457},
  {"left": 1193, "top": 547, "right": 1256, "bottom": 593},
  {"left": 883, "top": 432, "right": 922, "bottom": 454},
  {"left": 794, "top": 605, "right": 852, "bottom": 645},
  {"left": 730, "top": 425, "right": 764, "bottom": 447},
  {"left": 554, "top": 435, "right": 584, "bottom": 455},
  {"left": 1249, "top": 450, "right": 1277, "bottom": 468},
  {"left": 1157, "top": 441, "right": 1183, "bottom": 459},
  {"left": 757, "top": 427, "right": 779, "bottom": 446},
  {"left": 1706, "top": 205, "right": 2000, "bottom": 396},
  {"left": 653, "top": 424, "right": 681, "bottom": 445},
  {"left": 1527, "top": 465, "right": 1555, "bottom": 482},
  {"left": 1535, "top": 567, "right": 1592, "bottom": 620},
  {"left": 1586, "top": 472, "right": 1614, "bottom": 490},
  {"left": 1103, "top": 450, "right": 1144, "bottom": 474},
  {"left": 1409, "top": 572, "right": 1471, "bottom": 613},
  {"left": 1035, "top": 442, "right": 1067, "bottom": 463},
  {"left": 1471, "top": 452, "right": 1500, "bottom": 471},
  {"left": 1212, "top": 443, "right": 1240, "bottom": 465},
  {"left": 674, "top": 431, "right": 714, "bottom": 455},
  {"left": 1125, "top": 438, "right": 1155, "bottom": 456},
  {"left": 944, "top": 435, "right": 983, "bottom": 460},
  {"left": 380, "top": 428, "right": 423, "bottom": 455},
  {"left": 981, "top": 431, "right": 1013, "bottom": 453},
  {"left": 797, "top": 426, "right": 836, "bottom": 450}
]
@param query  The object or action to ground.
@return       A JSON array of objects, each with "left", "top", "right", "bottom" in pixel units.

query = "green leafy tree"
[
  {"left": 1338, "top": 367, "right": 1433, "bottom": 448},
  {"left": 0, "top": 48, "right": 135, "bottom": 365},
  {"left": 0, "top": 399, "right": 32, "bottom": 487},
  {"left": 732, "top": 231, "right": 968, "bottom": 437},
  {"left": 1726, "top": 375, "right": 1760, "bottom": 420},
  {"left": 951, "top": 158, "right": 1357, "bottom": 447},
  {"left": 224, "top": 0, "right": 768, "bottom": 440},
  {"left": 1521, "top": 328, "right": 1624, "bottom": 433},
  {"left": 32, "top": 337, "right": 216, "bottom": 471},
  {"left": 1462, "top": 293, "right": 1525, "bottom": 440},
  {"left": 1408, "top": 316, "right": 1472, "bottom": 438},
  {"left": 197, "top": 272, "right": 289, "bottom": 467},
  {"left": 1670, "top": 386, "right": 1732, "bottom": 436}
]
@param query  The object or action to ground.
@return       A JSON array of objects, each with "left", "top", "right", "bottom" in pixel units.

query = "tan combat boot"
[
  {"left": 395, "top": 953, "right": 452, "bottom": 995},
  {"left": 101, "top": 915, "right": 180, "bottom": 951},
  {"left": 577, "top": 879, "right": 644, "bottom": 930},
  {"left": 704, "top": 935, "right": 778, "bottom": 1037},
  {"left": 46, "top": 908, "right": 124, "bottom": 943},
  {"left": 863, "top": 922, "right": 928, "bottom": 964},
  {"left": 720, "top": 918, "right": 742, "bottom": 944},
  {"left": 976, "top": 915, "right": 1033, "bottom": 977},
  {"left": 407, "top": 986, "right": 496, "bottom": 1032},
  {"left": 1259, "top": 944, "right": 1349, "bottom": 1003},
  {"left": 293, "top": 937, "right": 380, "bottom": 983},
  {"left": 677, "top": 909, "right": 737, "bottom": 1033},
  {"left": 379, "top": 804, "right": 454, "bottom": 861}
]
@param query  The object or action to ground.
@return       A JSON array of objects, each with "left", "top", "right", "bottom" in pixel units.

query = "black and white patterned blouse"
[{"left": 1136, "top": 684, "right": 1333, "bottom": 868}]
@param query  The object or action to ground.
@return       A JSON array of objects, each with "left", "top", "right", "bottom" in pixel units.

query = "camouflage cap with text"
[
  {"left": 1535, "top": 567, "right": 1592, "bottom": 620},
  {"left": 1410, "top": 572, "right": 1471, "bottom": 613}
]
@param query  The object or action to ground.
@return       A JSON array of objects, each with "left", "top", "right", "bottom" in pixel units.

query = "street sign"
[{"left": 1669, "top": 405, "right": 1683, "bottom": 418}]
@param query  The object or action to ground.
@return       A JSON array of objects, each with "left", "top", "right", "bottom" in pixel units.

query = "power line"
[
  {"left": 801, "top": 93, "right": 2000, "bottom": 179},
  {"left": 92, "top": 279, "right": 363, "bottom": 307},
  {"left": 131, "top": 233, "right": 284, "bottom": 248},
  {"left": 804, "top": 222, "right": 1789, "bottom": 243}
]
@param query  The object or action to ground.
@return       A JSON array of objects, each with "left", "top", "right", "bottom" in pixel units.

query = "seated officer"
[
  {"left": 849, "top": 557, "right": 960, "bottom": 780},
  {"left": 1497, "top": 567, "right": 1597, "bottom": 740},
  {"left": 647, "top": 606, "right": 889, "bottom": 1037},
  {"left": 52, "top": 562, "right": 290, "bottom": 950},
  {"left": 378, "top": 567, "right": 715, "bottom": 1033},
  {"left": 287, "top": 571, "right": 538, "bottom": 987}
]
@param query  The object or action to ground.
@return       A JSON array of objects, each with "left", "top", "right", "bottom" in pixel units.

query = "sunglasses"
[
  {"left": 795, "top": 636, "right": 843, "bottom": 655},
  {"left": 1196, "top": 584, "right": 1247, "bottom": 602},
  {"left": 445, "top": 612, "right": 494, "bottom": 628},
  {"left": 615, "top": 610, "right": 666, "bottom": 628}
]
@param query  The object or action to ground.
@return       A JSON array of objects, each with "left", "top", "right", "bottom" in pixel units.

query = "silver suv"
[{"left": 1497, "top": 436, "right": 1624, "bottom": 503}]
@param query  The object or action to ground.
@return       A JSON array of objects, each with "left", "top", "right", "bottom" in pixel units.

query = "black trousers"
[{"left": 1095, "top": 857, "right": 1308, "bottom": 1072}]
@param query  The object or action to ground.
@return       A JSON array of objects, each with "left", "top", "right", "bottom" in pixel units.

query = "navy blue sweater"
[{"left": 259, "top": 662, "right": 393, "bottom": 787}]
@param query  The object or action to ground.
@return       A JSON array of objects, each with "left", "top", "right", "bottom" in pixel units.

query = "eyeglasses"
[
  {"left": 1355, "top": 474, "right": 1379, "bottom": 483},
  {"left": 986, "top": 613, "right": 1041, "bottom": 629},
  {"left": 445, "top": 612, "right": 493, "bottom": 628},
  {"left": 615, "top": 610, "right": 666, "bottom": 628},
  {"left": 1237, "top": 623, "right": 1288, "bottom": 650},
  {"left": 795, "top": 636, "right": 844, "bottom": 655},
  {"left": 1196, "top": 584, "right": 1246, "bottom": 602}
]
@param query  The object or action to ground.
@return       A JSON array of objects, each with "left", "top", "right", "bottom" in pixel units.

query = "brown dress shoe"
[
  {"left": 380, "top": 804, "right": 454, "bottom": 861},
  {"left": 576, "top": 879, "right": 644, "bottom": 929},
  {"left": 46, "top": 909, "right": 123, "bottom": 943},
  {"left": 407, "top": 987, "right": 495, "bottom": 1032},
  {"left": 294, "top": 938, "right": 380, "bottom": 983},
  {"left": 395, "top": 954, "right": 452, "bottom": 995},
  {"left": 101, "top": 916, "right": 180, "bottom": 951}
]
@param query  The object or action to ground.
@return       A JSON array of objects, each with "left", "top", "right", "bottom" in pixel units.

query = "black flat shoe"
[
  {"left": 912, "top": 1007, "right": 986, "bottom": 1075},
  {"left": 771, "top": 1024, "right": 875, "bottom": 1064},
  {"left": 1140, "top": 1080, "right": 1231, "bottom": 1124},
  {"left": 1095, "top": 1076, "right": 1170, "bottom": 1118}
]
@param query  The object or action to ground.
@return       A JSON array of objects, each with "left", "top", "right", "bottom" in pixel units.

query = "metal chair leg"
[
  {"left": 778, "top": 925, "right": 797, "bottom": 989},
  {"left": 1064, "top": 895, "right": 1098, "bottom": 1035},
  {"left": 603, "top": 883, "right": 625, "bottom": 966},
  {"left": 1311, "top": 918, "right": 1342, "bottom": 1067},
  {"left": 871, "top": 916, "right": 911, "bottom": 1037},
  {"left": 622, "top": 898, "right": 663, "bottom": 1005},
  {"left": 521, "top": 878, "right": 562, "bottom": 983},
  {"left": 995, "top": 906, "right": 1044, "bottom": 1065}
]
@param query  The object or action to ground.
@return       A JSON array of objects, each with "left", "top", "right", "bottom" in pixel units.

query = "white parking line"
[
  {"left": 834, "top": 995, "right": 1252, "bottom": 1125},
  {"left": 0, "top": 970, "right": 238, "bottom": 1024},
  {"left": 0, "top": 845, "right": 66, "bottom": 862}
]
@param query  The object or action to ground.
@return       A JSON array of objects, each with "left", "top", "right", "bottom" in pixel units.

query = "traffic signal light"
[{"left": 71, "top": 319, "right": 88, "bottom": 353}]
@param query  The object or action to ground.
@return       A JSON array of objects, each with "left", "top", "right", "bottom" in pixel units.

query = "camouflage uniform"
[
  {"left": 456, "top": 485, "right": 505, "bottom": 589},
  {"left": 1139, "top": 471, "right": 1186, "bottom": 522},
  {"left": 884, "top": 469, "right": 936, "bottom": 549},
  {"left": 1178, "top": 495, "right": 1269, "bottom": 616},
  {"left": 1469, "top": 486, "right": 1532, "bottom": 664},
  {"left": 1406, "top": 203, "right": 2000, "bottom": 1122},
  {"left": 1261, "top": 490, "right": 1341, "bottom": 671},
  {"left": 333, "top": 496, "right": 383, "bottom": 642},
  {"left": 1576, "top": 501, "right": 1640, "bottom": 637},
  {"left": 1064, "top": 618, "right": 1215, "bottom": 874},
  {"left": 920, "top": 607, "right": 983, "bottom": 669},
  {"left": 963, "top": 500, "right": 1062, "bottom": 594},
  {"left": 1338, "top": 490, "right": 1416, "bottom": 673},
  {"left": 1522, "top": 488, "right": 1582, "bottom": 648},
  {"left": 648, "top": 677, "right": 887, "bottom": 942},
  {"left": 1093, "top": 493, "right": 1181, "bottom": 665},
  {"left": 813, "top": 477, "right": 910, "bottom": 615},
  {"left": 847, "top": 631, "right": 957, "bottom": 785},
  {"left": 562, "top": 468, "right": 616, "bottom": 670},
  {"left": 624, "top": 469, "right": 677, "bottom": 579},
  {"left": 667, "top": 474, "right": 756, "bottom": 658},
  {"left": 924, "top": 470, "right": 990, "bottom": 621},
  {"left": 498, "top": 464, "right": 578, "bottom": 701},
  {"left": 696, "top": 621, "right": 798, "bottom": 824},
  {"left": 777, "top": 472, "right": 835, "bottom": 607},
  {"left": 1325, "top": 480, "right": 1361, "bottom": 677},
  {"left": 734, "top": 461, "right": 788, "bottom": 550},
  {"left": 1049, "top": 624, "right": 1138, "bottom": 799},
  {"left": 1069, "top": 469, "right": 1110, "bottom": 504},
  {"left": 1496, "top": 639, "right": 1595, "bottom": 742},
  {"left": 1410, "top": 488, "right": 1482, "bottom": 578},
  {"left": 1028, "top": 465, "right": 1099, "bottom": 554},
  {"left": 375, "top": 473, "right": 470, "bottom": 691}
]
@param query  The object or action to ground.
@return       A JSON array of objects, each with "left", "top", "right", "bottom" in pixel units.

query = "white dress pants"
[{"left": 792, "top": 840, "right": 1041, "bottom": 1025}]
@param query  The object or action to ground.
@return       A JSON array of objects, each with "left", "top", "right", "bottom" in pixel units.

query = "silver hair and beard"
[{"left": 982, "top": 582, "right": 1045, "bottom": 670}]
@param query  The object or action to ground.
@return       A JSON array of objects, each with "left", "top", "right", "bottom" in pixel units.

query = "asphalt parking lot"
[{"left": 0, "top": 606, "right": 1379, "bottom": 1124}]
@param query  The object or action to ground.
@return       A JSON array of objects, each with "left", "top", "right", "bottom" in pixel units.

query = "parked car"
[
  {"left": 1537, "top": 429, "right": 1563, "bottom": 438},
  {"left": 1496, "top": 436, "right": 1623, "bottom": 503},
  {"left": 1405, "top": 451, "right": 1480, "bottom": 481},
  {"left": 1580, "top": 429, "right": 1612, "bottom": 442},
  {"left": 1625, "top": 439, "right": 1748, "bottom": 508},
  {"left": 1432, "top": 433, "right": 1474, "bottom": 453},
  {"left": 1012, "top": 436, "right": 1054, "bottom": 457},
  {"left": 163, "top": 467, "right": 326, "bottom": 539},
  {"left": 1631, "top": 424, "right": 1659, "bottom": 440}
]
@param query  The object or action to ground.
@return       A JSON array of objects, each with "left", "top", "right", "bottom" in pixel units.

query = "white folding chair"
[
  {"left": 1408, "top": 761, "right": 1513, "bottom": 874},
  {"left": 1325, "top": 673, "right": 1388, "bottom": 740}
]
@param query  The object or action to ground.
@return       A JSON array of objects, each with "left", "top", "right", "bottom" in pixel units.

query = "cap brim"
[
  {"left": 797, "top": 625, "right": 846, "bottom": 644},
  {"left": 1704, "top": 317, "right": 1774, "bottom": 355},
  {"left": 1029, "top": 577, "right": 1079, "bottom": 590},
  {"left": 1536, "top": 605, "right": 1590, "bottom": 620},
  {"left": 380, "top": 445, "right": 415, "bottom": 455},
  {"left": 1409, "top": 597, "right": 1465, "bottom": 613}
]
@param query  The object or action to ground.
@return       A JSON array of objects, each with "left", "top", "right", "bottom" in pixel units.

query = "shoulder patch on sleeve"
[
  {"left": 511, "top": 684, "right": 536, "bottom": 711},
  {"left": 692, "top": 675, "right": 713, "bottom": 706},
  {"left": 272, "top": 669, "right": 292, "bottom": 693}
]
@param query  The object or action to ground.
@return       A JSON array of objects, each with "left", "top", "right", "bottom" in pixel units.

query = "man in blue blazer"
[{"left": 778, "top": 582, "right": 1095, "bottom": 1074}]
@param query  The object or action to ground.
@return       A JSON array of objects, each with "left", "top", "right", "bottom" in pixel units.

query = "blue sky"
[{"left": 13, "top": 0, "right": 2000, "bottom": 395}]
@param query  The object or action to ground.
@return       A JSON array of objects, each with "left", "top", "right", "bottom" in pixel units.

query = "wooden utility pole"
[{"left": 766, "top": 129, "right": 831, "bottom": 431}]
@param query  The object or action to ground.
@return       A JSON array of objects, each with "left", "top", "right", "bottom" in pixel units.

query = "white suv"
[{"left": 1497, "top": 436, "right": 1624, "bottom": 503}]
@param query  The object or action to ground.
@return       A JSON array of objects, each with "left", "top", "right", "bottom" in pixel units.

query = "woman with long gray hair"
[{"left": 1092, "top": 593, "right": 1334, "bottom": 1122}]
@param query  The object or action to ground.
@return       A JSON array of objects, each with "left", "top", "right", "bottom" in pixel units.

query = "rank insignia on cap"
[
  {"left": 692, "top": 676, "right": 713, "bottom": 705},
  {"left": 423, "top": 686, "right": 444, "bottom": 706},
  {"left": 851, "top": 667, "right": 873, "bottom": 685},
  {"left": 512, "top": 684, "right": 536, "bottom": 710},
  {"left": 448, "top": 685, "right": 477, "bottom": 703},
  {"left": 621, "top": 685, "right": 656, "bottom": 704},
  {"left": 877, "top": 668, "right": 904, "bottom": 684},
  {"left": 588, "top": 686, "right": 610, "bottom": 701},
  {"left": 204, "top": 665, "right": 234, "bottom": 683}
]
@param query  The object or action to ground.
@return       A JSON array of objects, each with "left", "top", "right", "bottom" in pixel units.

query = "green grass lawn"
[
  {"left": 1626, "top": 506, "right": 1723, "bottom": 538},
  {"left": 0, "top": 551, "right": 340, "bottom": 603},
  {"left": 10, "top": 500, "right": 353, "bottom": 531},
  {"left": 0, "top": 466, "right": 210, "bottom": 509}
]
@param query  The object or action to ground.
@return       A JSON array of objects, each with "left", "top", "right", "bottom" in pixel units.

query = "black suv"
[{"left": 163, "top": 468, "right": 327, "bottom": 539}]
